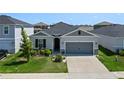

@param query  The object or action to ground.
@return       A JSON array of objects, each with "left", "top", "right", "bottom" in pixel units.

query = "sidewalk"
[
  {"left": 0, "top": 73, "right": 68, "bottom": 79},
  {"left": 0, "top": 73, "right": 117, "bottom": 79},
  {"left": 112, "top": 72, "right": 124, "bottom": 79}
]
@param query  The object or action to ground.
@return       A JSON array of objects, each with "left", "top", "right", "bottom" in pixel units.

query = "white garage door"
[{"left": 66, "top": 42, "right": 93, "bottom": 54}]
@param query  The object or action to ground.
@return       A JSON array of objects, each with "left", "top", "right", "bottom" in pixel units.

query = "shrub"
[
  {"left": 31, "top": 50, "right": 37, "bottom": 56},
  {"left": 40, "top": 49, "right": 45, "bottom": 55},
  {"left": 49, "top": 49, "right": 52, "bottom": 54},
  {"left": 44, "top": 49, "right": 52, "bottom": 56},
  {"left": 119, "top": 49, "right": 124, "bottom": 56},
  {"left": 54, "top": 54, "right": 63, "bottom": 62}
]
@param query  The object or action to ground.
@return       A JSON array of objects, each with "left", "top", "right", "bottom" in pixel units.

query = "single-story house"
[
  {"left": 91, "top": 25, "right": 124, "bottom": 53},
  {"left": 0, "top": 15, "right": 34, "bottom": 53},
  {"left": 30, "top": 22, "right": 98, "bottom": 55}
]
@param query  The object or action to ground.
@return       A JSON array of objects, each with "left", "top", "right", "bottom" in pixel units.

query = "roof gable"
[
  {"left": 31, "top": 31, "right": 51, "bottom": 37},
  {"left": 64, "top": 28, "right": 97, "bottom": 37},
  {"left": 66, "top": 30, "right": 93, "bottom": 36}
]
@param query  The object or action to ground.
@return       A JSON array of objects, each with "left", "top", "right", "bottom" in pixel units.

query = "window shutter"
[{"left": 35, "top": 39, "right": 38, "bottom": 48}]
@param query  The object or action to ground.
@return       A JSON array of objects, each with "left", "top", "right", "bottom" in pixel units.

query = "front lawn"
[
  {"left": 97, "top": 46, "right": 124, "bottom": 71},
  {"left": 0, "top": 52, "right": 68, "bottom": 73}
]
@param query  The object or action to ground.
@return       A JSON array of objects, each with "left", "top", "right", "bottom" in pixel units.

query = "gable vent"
[{"left": 78, "top": 30, "right": 81, "bottom": 35}]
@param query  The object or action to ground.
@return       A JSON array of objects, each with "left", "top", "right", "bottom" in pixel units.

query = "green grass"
[
  {"left": 118, "top": 78, "right": 124, "bottom": 79},
  {"left": 0, "top": 53, "right": 68, "bottom": 73},
  {"left": 97, "top": 46, "right": 124, "bottom": 71}
]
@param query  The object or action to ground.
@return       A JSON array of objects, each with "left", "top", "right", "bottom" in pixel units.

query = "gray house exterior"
[
  {"left": 91, "top": 25, "right": 124, "bottom": 53},
  {"left": 30, "top": 22, "right": 98, "bottom": 55},
  {"left": 0, "top": 15, "right": 34, "bottom": 53}
]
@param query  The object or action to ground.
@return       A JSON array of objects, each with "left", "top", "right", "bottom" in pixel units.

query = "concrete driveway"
[
  {"left": 67, "top": 56, "right": 109, "bottom": 73},
  {"left": 66, "top": 56, "right": 116, "bottom": 79}
]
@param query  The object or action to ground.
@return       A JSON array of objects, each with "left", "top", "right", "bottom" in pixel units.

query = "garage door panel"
[{"left": 66, "top": 42, "right": 93, "bottom": 54}]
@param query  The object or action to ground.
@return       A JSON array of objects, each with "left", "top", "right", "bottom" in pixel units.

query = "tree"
[{"left": 21, "top": 27, "right": 32, "bottom": 62}]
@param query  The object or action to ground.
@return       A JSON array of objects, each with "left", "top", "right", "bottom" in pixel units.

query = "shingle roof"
[
  {"left": 32, "top": 22, "right": 95, "bottom": 36},
  {"left": 94, "top": 21, "right": 113, "bottom": 25},
  {"left": 41, "top": 22, "right": 78, "bottom": 36},
  {"left": 0, "top": 15, "right": 33, "bottom": 26},
  {"left": 91, "top": 25, "right": 124, "bottom": 37}
]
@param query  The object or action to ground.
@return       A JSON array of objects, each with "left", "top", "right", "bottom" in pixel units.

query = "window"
[
  {"left": 3, "top": 26, "right": 9, "bottom": 35},
  {"left": 35, "top": 39, "right": 46, "bottom": 49}
]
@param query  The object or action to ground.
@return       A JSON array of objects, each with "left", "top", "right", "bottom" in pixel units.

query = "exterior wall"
[
  {"left": 96, "top": 34, "right": 124, "bottom": 52},
  {"left": 30, "top": 36, "right": 54, "bottom": 50},
  {"left": 114, "top": 37, "right": 124, "bottom": 50},
  {"left": 15, "top": 26, "right": 34, "bottom": 38},
  {"left": 14, "top": 38, "right": 21, "bottom": 53},
  {"left": 0, "top": 38, "right": 15, "bottom": 53},
  {"left": 60, "top": 36, "right": 98, "bottom": 55},
  {"left": 0, "top": 25, "right": 15, "bottom": 53},
  {"left": 0, "top": 25, "right": 15, "bottom": 38},
  {"left": 14, "top": 26, "right": 34, "bottom": 53},
  {"left": 0, "top": 25, "right": 34, "bottom": 53}
]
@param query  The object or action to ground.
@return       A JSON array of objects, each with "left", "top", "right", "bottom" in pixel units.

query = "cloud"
[{"left": 93, "top": 15, "right": 98, "bottom": 18}]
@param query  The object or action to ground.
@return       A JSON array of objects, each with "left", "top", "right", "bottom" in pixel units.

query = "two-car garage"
[{"left": 65, "top": 42, "right": 93, "bottom": 55}]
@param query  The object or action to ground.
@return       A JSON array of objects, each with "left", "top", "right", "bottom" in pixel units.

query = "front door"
[{"left": 54, "top": 38, "right": 60, "bottom": 51}]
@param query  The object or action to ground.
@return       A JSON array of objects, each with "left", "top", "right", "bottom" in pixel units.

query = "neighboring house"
[
  {"left": 91, "top": 25, "right": 124, "bottom": 53},
  {"left": 34, "top": 22, "right": 49, "bottom": 33},
  {"left": 0, "top": 15, "right": 34, "bottom": 53},
  {"left": 30, "top": 22, "right": 98, "bottom": 55},
  {"left": 94, "top": 21, "right": 114, "bottom": 29},
  {"left": 77, "top": 25, "right": 94, "bottom": 31}
]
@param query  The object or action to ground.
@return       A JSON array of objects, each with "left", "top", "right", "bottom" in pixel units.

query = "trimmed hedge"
[
  {"left": 31, "top": 49, "right": 52, "bottom": 56},
  {"left": 119, "top": 49, "right": 124, "bottom": 56}
]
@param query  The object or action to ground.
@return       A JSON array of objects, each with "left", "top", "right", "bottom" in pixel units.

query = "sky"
[{"left": 0, "top": 13, "right": 124, "bottom": 25}]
